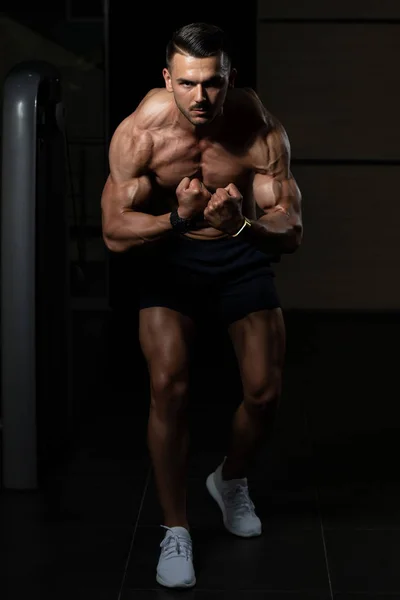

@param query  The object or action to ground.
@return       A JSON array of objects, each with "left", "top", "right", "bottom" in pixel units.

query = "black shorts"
[{"left": 137, "top": 234, "right": 281, "bottom": 327}]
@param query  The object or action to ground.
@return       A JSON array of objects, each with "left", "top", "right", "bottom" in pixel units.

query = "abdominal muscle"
[{"left": 184, "top": 226, "right": 229, "bottom": 240}]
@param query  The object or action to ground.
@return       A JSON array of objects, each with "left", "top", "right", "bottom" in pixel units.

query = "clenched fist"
[
  {"left": 176, "top": 177, "right": 212, "bottom": 220},
  {"left": 204, "top": 183, "right": 245, "bottom": 235}
]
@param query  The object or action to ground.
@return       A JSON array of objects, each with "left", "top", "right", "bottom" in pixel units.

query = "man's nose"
[{"left": 194, "top": 84, "right": 206, "bottom": 102}]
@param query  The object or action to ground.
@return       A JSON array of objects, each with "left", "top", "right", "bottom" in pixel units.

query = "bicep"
[
  {"left": 252, "top": 172, "right": 302, "bottom": 217},
  {"left": 101, "top": 172, "right": 153, "bottom": 219}
]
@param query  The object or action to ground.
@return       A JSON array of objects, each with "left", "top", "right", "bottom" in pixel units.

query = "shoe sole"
[
  {"left": 206, "top": 472, "right": 262, "bottom": 538},
  {"left": 156, "top": 573, "right": 196, "bottom": 588}
]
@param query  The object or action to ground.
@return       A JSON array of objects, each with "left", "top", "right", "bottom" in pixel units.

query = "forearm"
[
  {"left": 103, "top": 211, "right": 174, "bottom": 252},
  {"left": 238, "top": 208, "right": 302, "bottom": 255}
]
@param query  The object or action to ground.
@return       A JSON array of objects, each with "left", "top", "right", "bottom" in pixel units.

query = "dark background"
[{"left": 0, "top": 1, "right": 399, "bottom": 599}]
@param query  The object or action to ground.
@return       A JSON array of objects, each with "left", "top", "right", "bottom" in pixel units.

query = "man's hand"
[
  {"left": 176, "top": 177, "right": 212, "bottom": 220},
  {"left": 204, "top": 183, "right": 245, "bottom": 235}
]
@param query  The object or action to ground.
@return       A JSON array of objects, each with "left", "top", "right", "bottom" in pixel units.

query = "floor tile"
[
  {"left": 309, "top": 428, "right": 400, "bottom": 489},
  {"left": 138, "top": 472, "right": 319, "bottom": 534},
  {"left": 318, "top": 480, "right": 400, "bottom": 530},
  {"left": 46, "top": 471, "right": 148, "bottom": 526},
  {"left": 0, "top": 518, "right": 132, "bottom": 578},
  {"left": 0, "top": 575, "right": 121, "bottom": 600},
  {"left": 334, "top": 595, "right": 400, "bottom": 600},
  {"left": 121, "top": 589, "right": 332, "bottom": 599},
  {"left": 325, "top": 529, "right": 400, "bottom": 594},
  {"left": 0, "top": 486, "right": 135, "bottom": 583},
  {"left": 123, "top": 525, "right": 330, "bottom": 593}
]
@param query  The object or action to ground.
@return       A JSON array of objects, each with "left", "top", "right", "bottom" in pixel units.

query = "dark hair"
[{"left": 166, "top": 22, "right": 232, "bottom": 72}]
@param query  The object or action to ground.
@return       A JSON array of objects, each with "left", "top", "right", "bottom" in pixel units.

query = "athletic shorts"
[{"left": 137, "top": 234, "right": 281, "bottom": 327}]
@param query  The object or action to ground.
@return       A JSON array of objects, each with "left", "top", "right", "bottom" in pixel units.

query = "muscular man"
[{"left": 101, "top": 22, "right": 302, "bottom": 589}]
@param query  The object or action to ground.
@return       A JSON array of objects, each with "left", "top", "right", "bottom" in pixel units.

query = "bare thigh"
[
  {"left": 228, "top": 307, "right": 286, "bottom": 403},
  {"left": 139, "top": 307, "right": 197, "bottom": 407}
]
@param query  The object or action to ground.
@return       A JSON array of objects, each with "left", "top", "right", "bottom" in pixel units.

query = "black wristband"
[{"left": 170, "top": 209, "right": 198, "bottom": 233}]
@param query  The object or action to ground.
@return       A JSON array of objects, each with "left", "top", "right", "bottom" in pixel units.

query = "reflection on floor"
[{"left": 1, "top": 310, "right": 399, "bottom": 599}]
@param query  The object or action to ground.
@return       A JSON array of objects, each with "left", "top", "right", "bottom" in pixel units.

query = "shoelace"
[
  {"left": 159, "top": 526, "right": 193, "bottom": 561},
  {"left": 223, "top": 483, "right": 257, "bottom": 518}
]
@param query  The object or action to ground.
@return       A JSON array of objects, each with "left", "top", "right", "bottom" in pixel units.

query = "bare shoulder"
[
  {"left": 108, "top": 88, "right": 174, "bottom": 181},
  {"left": 110, "top": 88, "right": 170, "bottom": 147},
  {"left": 108, "top": 117, "right": 151, "bottom": 182},
  {"left": 134, "top": 88, "right": 175, "bottom": 130}
]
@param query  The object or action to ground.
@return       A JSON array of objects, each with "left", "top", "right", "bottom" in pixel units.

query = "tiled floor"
[{"left": 1, "top": 310, "right": 400, "bottom": 599}]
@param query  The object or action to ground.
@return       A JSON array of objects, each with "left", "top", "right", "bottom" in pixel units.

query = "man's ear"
[
  {"left": 163, "top": 68, "right": 173, "bottom": 92},
  {"left": 229, "top": 68, "right": 237, "bottom": 88}
]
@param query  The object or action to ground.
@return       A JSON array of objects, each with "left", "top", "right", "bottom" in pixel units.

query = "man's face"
[{"left": 163, "top": 53, "right": 234, "bottom": 126}]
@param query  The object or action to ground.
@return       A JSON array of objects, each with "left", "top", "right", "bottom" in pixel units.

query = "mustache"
[{"left": 191, "top": 104, "right": 208, "bottom": 110}]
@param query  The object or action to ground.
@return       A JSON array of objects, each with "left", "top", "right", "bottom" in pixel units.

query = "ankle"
[{"left": 164, "top": 520, "right": 190, "bottom": 532}]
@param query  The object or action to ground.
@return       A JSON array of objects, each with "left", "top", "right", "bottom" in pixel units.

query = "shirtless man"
[{"left": 101, "top": 22, "right": 303, "bottom": 589}]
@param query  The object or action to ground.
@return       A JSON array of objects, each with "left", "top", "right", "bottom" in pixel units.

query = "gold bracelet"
[{"left": 231, "top": 217, "right": 252, "bottom": 237}]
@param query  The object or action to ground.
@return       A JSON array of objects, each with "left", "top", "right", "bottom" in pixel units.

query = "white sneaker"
[
  {"left": 206, "top": 457, "right": 262, "bottom": 537},
  {"left": 156, "top": 525, "right": 196, "bottom": 588}
]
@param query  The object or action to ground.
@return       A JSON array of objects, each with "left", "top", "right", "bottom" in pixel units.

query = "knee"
[
  {"left": 243, "top": 371, "right": 282, "bottom": 415},
  {"left": 150, "top": 370, "right": 189, "bottom": 417}
]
